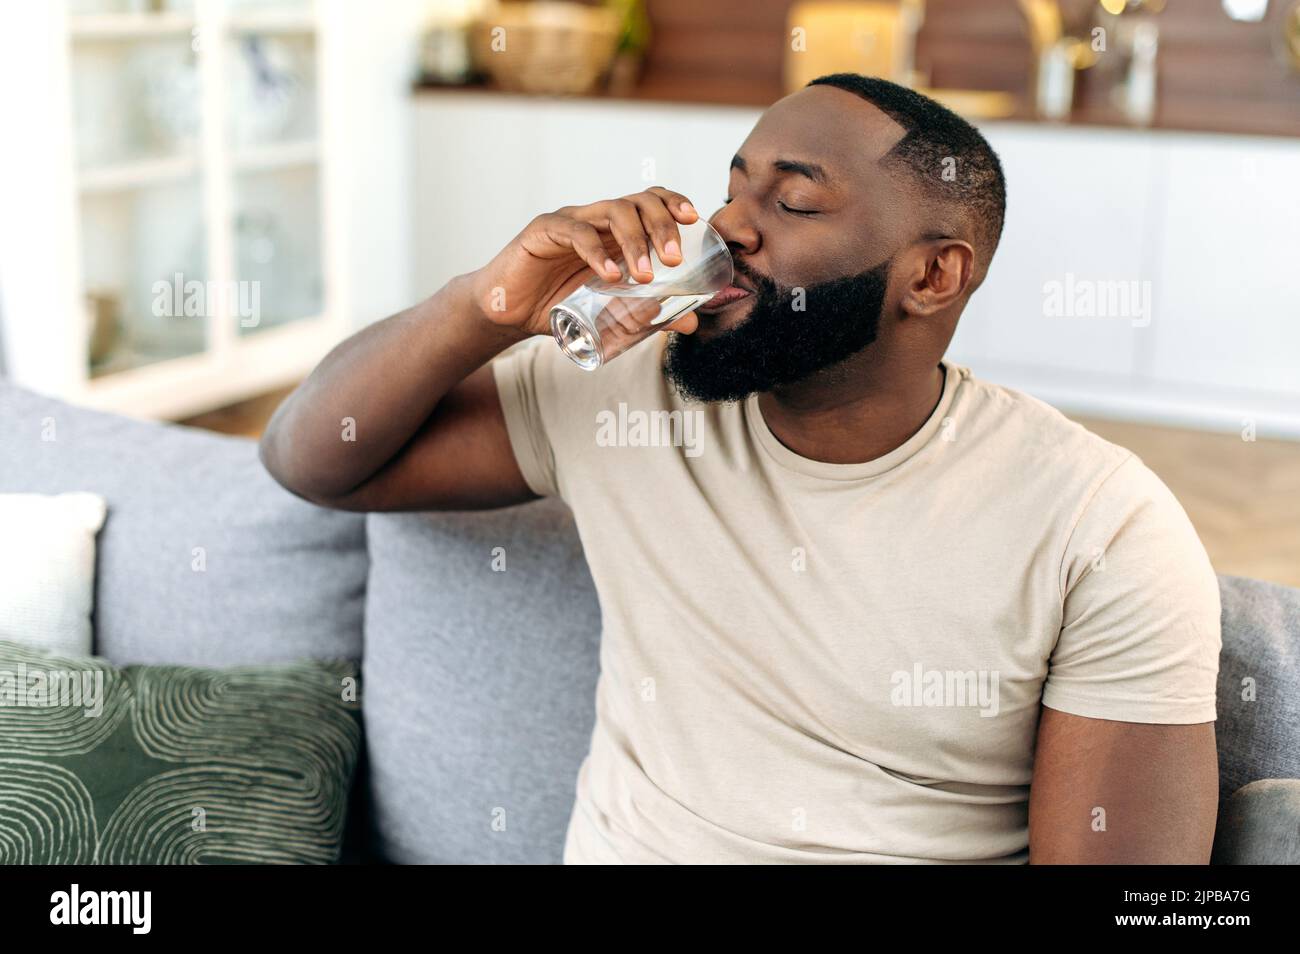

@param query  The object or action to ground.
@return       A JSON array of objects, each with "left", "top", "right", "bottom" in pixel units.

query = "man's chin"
[
  {"left": 662, "top": 345, "right": 757, "bottom": 405},
  {"left": 691, "top": 296, "right": 755, "bottom": 338}
]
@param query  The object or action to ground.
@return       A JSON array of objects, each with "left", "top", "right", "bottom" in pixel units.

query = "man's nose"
[{"left": 708, "top": 202, "right": 759, "bottom": 256}]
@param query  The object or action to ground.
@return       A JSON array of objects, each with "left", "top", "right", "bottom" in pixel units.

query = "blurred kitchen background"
[{"left": 0, "top": 0, "right": 1296, "bottom": 584}]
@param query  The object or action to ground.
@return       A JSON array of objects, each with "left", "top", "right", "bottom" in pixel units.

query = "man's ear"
[{"left": 898, "top": 239, "right": 974, "bottom": 318}]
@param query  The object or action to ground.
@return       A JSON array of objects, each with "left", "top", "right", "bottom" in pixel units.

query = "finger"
[
  {"left": 541, "top": 215, "right": 621, "bottom": 280},
  {"left": 600, "top": 199, "right": 655, "bottom": 283},
  {"left": 645, "top": 187, "right": 699, "bottom": 224},
  {"left": 601, "top": 296, "right": 658, "bottom": 335},
  {"left": 663, "top": 310, "right": 698, "bottom": 335},
  {"left": 627, "top": 192, "right": 686, "bottom": 268}
]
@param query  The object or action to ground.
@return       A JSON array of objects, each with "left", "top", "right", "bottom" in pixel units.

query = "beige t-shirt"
[{"left": 492, "top": 333, "right": 1221, "bottom": 865}]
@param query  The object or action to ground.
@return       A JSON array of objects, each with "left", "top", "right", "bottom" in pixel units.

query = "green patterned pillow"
[{"left": 0, "top": 640, "right": 361, "bottom": 864}]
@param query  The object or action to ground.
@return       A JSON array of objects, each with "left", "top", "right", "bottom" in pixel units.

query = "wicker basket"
[{"left": 471, "top": 2, "right": 623, "bottom": 96}]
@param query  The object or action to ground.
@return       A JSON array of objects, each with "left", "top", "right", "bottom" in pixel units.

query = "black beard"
[{"left": 662, "top": 258, "right": 891, "bottom": 404}]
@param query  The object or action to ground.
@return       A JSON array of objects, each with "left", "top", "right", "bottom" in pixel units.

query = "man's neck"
[{"left": 755, "top": 356, "right": 946, "bottom": 466}]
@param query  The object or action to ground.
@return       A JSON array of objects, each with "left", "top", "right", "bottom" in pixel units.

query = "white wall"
[
  {"left": 321, "top": 0, "right": 438, "bottom": 329},
  {"left": 0, "top": 2, "right": 82, "bottom": 391},
  {"left": 331, "top": 0, "right": 491, "bottom": 327},
  {"left": 411, "top": 93, "right": 758, "bottom": 299}
]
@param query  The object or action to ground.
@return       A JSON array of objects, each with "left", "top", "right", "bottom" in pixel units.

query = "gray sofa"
[{"left": 1, "top": 378, "right": 1297, "bottom": 864}]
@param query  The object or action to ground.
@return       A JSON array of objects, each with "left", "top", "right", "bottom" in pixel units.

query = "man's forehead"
[{"left": 737, "top": 85, "right": 907, "bottom": 182}]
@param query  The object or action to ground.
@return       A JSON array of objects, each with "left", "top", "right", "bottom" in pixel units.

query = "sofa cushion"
[
  {"left": 1211, "top": 779, "right": 1300, "bottom": 864},
  {"left": 363, "top": 498, "right": 600, "bottom": 864},
  {"left": 0, "top": 491, "right": 106, "bottom": 655},
  {"left": 0, "top": 638, "right": 362, "bottom": 864},
  {"left": 0, "top": 381, "right": 367, "bottom": 667},
  {"left": 1215, "top": 575, "right": 1300, "bottom": 817}
]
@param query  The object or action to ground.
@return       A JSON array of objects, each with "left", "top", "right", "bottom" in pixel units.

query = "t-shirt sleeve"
[
  {"left": 491, "top": 337, "right": 564, "bottom": 499},
  {"left": 1043, "top": 453, "right": 1221, "bottom": 725}
]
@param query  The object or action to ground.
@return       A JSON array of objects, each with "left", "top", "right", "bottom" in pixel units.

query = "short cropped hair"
[{"left": 808, "top": 73, "right": 1007, "bottom": 272}]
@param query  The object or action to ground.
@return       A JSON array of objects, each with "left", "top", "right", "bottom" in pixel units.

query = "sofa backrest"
[
  {"left": 1214, "top": 575, "right": 1300, "bottom": 814},
  {"left": 3, "top": 380, "right": 1296, "bottom": 864},
  {"left": 0, "top": 381, "right": 368, "bottom": 666},
  {"left": 363, "top": 503, "right": 601, "bottom": 864}
]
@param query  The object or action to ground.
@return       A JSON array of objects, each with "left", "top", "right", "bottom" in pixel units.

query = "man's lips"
[{"left": 698, "top": 278, "right": 754, "bottom": 312}]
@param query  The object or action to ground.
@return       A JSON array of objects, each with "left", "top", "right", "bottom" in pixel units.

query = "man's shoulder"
[
  {"left": 952, "top": 364, "right": 1133, "bottom": 477},
  {"left": 953, "top": 365, "right": 1214, "bottom": 609},
  {"left": 946, "top": 364, "right": 1192, "bottom": 541}
]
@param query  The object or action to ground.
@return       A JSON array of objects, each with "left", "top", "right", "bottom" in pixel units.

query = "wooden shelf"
[
  {"left": 413, "top": 77, "right": 781, "bottom": 111},
  {"left": 68, "top": 13, "right": 195, "bottom": 40},
  {"left": 69, "top": 10, "right": 317, "bottom": 40},
  {"left": 84, "top": 315, "right": 335, "bottom": 420},
  {"left": 77, "top": 155, "right": 199, "bottom": 194},
  {"left": 413, "top": 0, "right": 1300, "bottom": 140},
  {"left": 227, "top": 10, "right": 316, "bottom": 35}
]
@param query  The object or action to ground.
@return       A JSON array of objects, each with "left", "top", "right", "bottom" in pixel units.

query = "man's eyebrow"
[
  {"left": 773, "top": 158, "right": 830, "bottom": 185},
  {"left": 729, "top": 153, "right": 830, "bottom": 186}
]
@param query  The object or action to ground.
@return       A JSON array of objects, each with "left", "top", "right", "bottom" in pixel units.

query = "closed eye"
[
  {"left": 723, "top": 196, "right": 819, "bottom": 216},
  {"left": 778, "top": 200, "right": 819, "bottom": 216}
]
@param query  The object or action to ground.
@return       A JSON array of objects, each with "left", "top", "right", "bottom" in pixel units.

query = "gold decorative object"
[
  {"left": 1019, "top": 0, "right": 1087, "bottom": 119},
  {"left": 783, "top": 1, "right": 925, "bottom": 94},
  {"left": 85, "top": 291, "right": 121, "bottom": 369},
  {"left": 1283, "top": 1, "right": 1300, "bottom": 70},
  {"left": 1019, "top": 0, "right": 1101, "bottom": 73}
]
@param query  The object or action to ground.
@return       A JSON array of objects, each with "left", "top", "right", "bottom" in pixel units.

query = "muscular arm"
[
  {"left": 260, "top": 189, "right": 699, "bottom": 512},
  {"left": 1028, "top": 705, "right": 1218, "bottom": 864},
  {"left": 259, "top": 272, "right": 538, "bottom": 512}
]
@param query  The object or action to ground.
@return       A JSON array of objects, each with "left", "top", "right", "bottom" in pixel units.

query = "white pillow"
[{"left": 0, "top": 492, "right": 107, "bottom": 656}]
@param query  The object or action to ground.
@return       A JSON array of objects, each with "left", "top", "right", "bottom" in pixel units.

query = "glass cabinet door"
[
  {"left": 69, "top": 2, "right": 207, "bottom": 377},
  {"left": 66, "top": 0, "right": 326, "bottom": 379},
  {"left": 227, "top": 14, "right": 323, "bottom": 336}
]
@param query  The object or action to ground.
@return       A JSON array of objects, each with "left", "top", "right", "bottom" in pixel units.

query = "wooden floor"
[
  {"left": 182, "top": 391, "right": 1300, "bottom": 590},
  {"left": 180, "top": 386, "right": 297, "bottom": 440}
]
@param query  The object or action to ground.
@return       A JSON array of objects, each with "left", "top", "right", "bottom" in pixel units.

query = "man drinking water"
[{"left": 260, "top": 74, "right": 1221, "bottom": 864}]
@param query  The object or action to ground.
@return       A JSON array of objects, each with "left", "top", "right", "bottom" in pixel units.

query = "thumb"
[{"left": 661, "top": 311, "right": 699, "bottom": 335}]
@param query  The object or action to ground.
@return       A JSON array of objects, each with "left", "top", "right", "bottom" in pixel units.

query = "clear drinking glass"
[{"left": 549, "top": 219, "right": 733, "bottom": 370}]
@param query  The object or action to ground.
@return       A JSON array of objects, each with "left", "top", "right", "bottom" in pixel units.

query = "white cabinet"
[
  {"left": 965, "top": 126, "right": 1300, "bottom": 436},
  {"left": 413, "top": 92, "right": 1300, "bottom": 438},
  {"left": 413, "top": 95, "right": 549, "bottom": 293},
  {"left": 960, "top": 125, "right": 1160, "bottom": 379},
  {"left": 1149, "top": 136, "right": 1300, "bottom": 399},
  {"left": 0, "top": 0, "right": 357, "bottom": 419}
]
